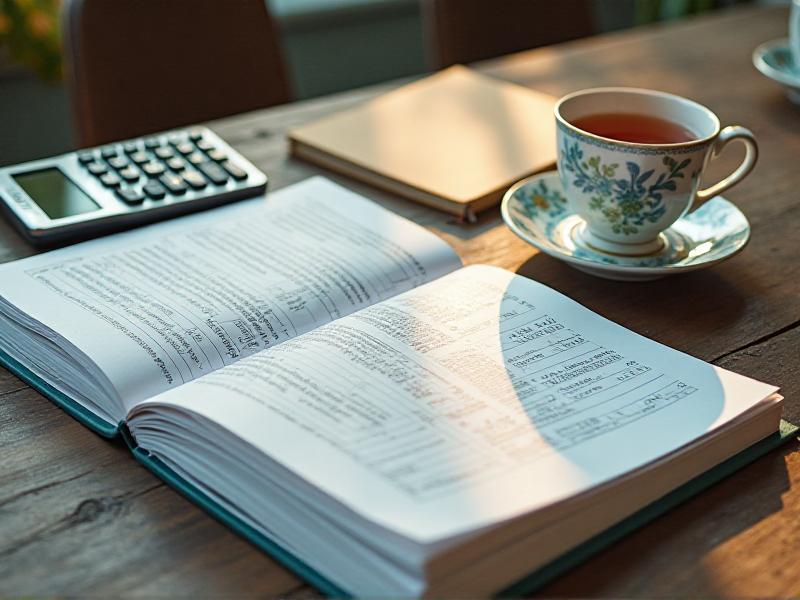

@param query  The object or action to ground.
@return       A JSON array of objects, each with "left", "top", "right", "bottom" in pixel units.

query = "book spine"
[
  {"left": 0, "top": 349, "right": 120, "bottom": 438},
  {"left": 120, "top": 422, "right": 350, "bottom": 598}
]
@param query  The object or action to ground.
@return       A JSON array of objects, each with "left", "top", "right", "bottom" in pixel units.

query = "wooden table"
[{"left": 2, "top": 5, "right": 799, "bottom": 597}]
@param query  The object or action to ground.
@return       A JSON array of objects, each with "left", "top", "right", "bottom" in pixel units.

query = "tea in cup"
[{"left": 555, "top": 88, "right": 757, "bottom": 255}]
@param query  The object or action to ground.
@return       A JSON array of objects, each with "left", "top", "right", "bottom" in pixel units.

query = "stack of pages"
[{"left": 0, "top": 177, "right": 789, "bottom": 596}]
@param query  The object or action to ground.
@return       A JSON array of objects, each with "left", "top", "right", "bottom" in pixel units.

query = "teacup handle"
[{"left": 692, "top": 125, "right": 758, "bottom": 211}]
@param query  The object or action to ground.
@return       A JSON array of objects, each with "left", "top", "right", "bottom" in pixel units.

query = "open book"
[{"left": 0, "top": 177, "right": 790, "bottom": 596}]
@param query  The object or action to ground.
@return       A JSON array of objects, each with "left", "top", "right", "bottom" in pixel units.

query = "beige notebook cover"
[{"left": 288, "top": 65, "right": 557, "bottom": 221}]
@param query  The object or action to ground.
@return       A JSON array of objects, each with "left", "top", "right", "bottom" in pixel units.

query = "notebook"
[
  {"left": 288, "top": 66, "right": 557, "bottom": 221},
  {"left": 0, "top": 177, "right": 793, "bottom": 597}
]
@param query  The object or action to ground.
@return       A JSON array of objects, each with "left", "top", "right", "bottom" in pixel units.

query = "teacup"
[
  {"left": 555, "top": 88, "right": 758, "bottom": 255},
  {"left": 790, "top": 0, "right": 800, "bottom": 68}
]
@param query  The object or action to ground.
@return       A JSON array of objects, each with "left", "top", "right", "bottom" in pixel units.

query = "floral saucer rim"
[
  {"left": 501, "top": 170, "right": 750, "bottom": 278},
  {"left": 753, "top": 38, "right": 800, "bottom": 96}
]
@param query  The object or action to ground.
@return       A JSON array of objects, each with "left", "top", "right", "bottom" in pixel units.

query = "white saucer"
[
  {"left": 753, "top": 38, "right": 800, "bottom": 103},
  {"left": 501, "top": 171, "right": 750, "bottom": 281}
]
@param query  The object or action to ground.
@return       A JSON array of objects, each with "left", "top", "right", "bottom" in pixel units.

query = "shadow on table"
[
  {"left": 533, "top": 439, "right": 796, "bottom": 598},
  {"left": 760, "top": 91, "right": 800, "bottom": 135},
  {"left": 514, "top": 252, "right": 749, "bottom": 356}
]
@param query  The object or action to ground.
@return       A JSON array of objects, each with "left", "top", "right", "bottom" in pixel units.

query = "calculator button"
[
  {"left": 188, "top": 128, "right": 204, "bottom": 141},
  {"left": 168, "top": 134, "right": 184, "bottom": 146},
  {"left": 119, "top": 166, "right": 140, "bottom": 182},
  {"left": 196, "top": 139, "right": 214, "bottom": 152},
  {"left": 143, "top": 180, "right": 167, "bottom": 199},
  {"left": 87, "top": 162, "right": 107, "bottom": 175},
  {"left": 154, "top": 146, "right": 174, "bottom": 159},
  {"left": 123, "top": 142, "right": 139, "bottom": 153},
  {"left": 108, "top": 156, "right": 129, "bottom": 170},
  {"left": 183, "top": 170, "right": 207, "bottom": 189},
  {"left": 187, "top": 151, "right": 205, "bottom": 165},
  {"left": 130, "top": 151, "right": 150, "bottom": 164},
  {"left": 100, "top": 172, "right": 121, "bottom": 187},
  {"left": 142, "top": 162, "right": 165, "bottom": 177},
  {"left": 166, "top": 157, "right": 186, "bottom": 171},
  {"left": 159, "top": 173, "right": 187, "bottom": 194},
  {"left": 117, "top": 188, "right": 145, "bottom": 204},
  {"left": 222, "top": 160, "right": 248, "bottom": 180},
  {"left": 144, "top": 138, "right": 161, "bottom": 149},
  {"left": 197, "top": 161, "right": 229, "bottom": 185},
  {"left": 207, "top": 148, "right": 227, "bottom": 162},
  {"left": 78, "top": 152, "right": 95, "bottom": 164},
  {"left": 176, "top": 142, "right": 194, "bottom": 155},
  {"left": 101, "top": 146, "right": 118, "bottom": 159}
]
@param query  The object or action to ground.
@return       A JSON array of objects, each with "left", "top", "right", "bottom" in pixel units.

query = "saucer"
[
  {"left": 500, "top": 171, "right": 750, "bottom": 281},
  {"left": 753, "top": 38, "right": 800, "bottom": 104}
]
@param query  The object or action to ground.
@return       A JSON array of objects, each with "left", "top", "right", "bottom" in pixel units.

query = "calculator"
[{"left": 0, "top": 126, "right": 267, "bottom": 246}]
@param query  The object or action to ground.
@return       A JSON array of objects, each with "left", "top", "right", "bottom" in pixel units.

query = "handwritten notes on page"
[
  {"left": 135, "top": 265, "right": 777, "bottom": 543},
  {"left": 0, "top": 177, "right": 461, "bottom": 411}
]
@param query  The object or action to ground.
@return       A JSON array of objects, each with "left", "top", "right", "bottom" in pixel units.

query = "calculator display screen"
[{"left": 13, "top": 168, "right": 100, "bottom": 219}]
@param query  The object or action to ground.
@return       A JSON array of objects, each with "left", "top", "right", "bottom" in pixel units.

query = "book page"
[
  {"left": 0, "top": 177, "right": 460, "bottom": 410},
  {"left": 130, "top": 265, "right": 778, "bottom": 542}
]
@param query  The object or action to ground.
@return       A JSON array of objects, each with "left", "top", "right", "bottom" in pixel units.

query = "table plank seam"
[
  {"left": 284, "top": 583, "right": 321, "bottom": 597},
  {"left": 0, "top": 383, "right": 29, "bottom": 399},
  {"left": 0, "top": 469, "right": 92, "bottom": 508},
  {"left": 711, "top": 319, "right": 800, "bottom": 365},
  {"left": 0, "top": 481, "right": 162, "bottom": 560}
]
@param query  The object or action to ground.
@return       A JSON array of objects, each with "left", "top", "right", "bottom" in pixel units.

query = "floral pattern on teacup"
[
  {"left": 501, "top": 171, "right": 751, "bottom": 279},
  {"left": 518, "top": 178, "right": 569, "bottom": 219},
  {"left": 560, "top": 139, "right": 694, "bottom": 236}
]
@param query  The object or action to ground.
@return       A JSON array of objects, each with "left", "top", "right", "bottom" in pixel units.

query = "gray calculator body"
[{"left": 0, "top": 126, "right": 267, "bottom": 246}]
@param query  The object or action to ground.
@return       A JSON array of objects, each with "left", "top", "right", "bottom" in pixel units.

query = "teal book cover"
[
  {"left": 118, "top": 421, "right": 797, "bottom": 597},
  {"left": 2, "top": 347, "right": 797, "bottom": 596},
  {"left": 0, "top": 348, "right": 120, "bottom": 438}
]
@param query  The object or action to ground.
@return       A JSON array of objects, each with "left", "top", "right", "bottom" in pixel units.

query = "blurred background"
[{"left": 0, "top": 0, "right": 784, "bottom": 166}]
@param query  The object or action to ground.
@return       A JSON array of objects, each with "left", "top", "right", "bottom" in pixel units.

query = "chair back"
[
  {"left": 62, "top": 0, "right": 291, "bottom": 147},
  {"left": 423, "top": 0, "right": 594, "bottom": 69}
]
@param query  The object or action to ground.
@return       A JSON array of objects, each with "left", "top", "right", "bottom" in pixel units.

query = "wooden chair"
[
  {"left": 423, "top": 0, "right": 595, "bottom": 69},
  {"left": 61, "top": 0, "right": 292, "bottom": 147}
]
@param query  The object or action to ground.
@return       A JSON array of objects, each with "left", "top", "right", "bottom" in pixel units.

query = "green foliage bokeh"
[{"left": 0, "top": 0, "right": 62, "bottom": 81}]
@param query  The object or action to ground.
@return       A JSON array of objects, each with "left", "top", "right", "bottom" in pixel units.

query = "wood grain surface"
[{"left": 1, "top": 5, "right": 799, "bottom": 597}]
